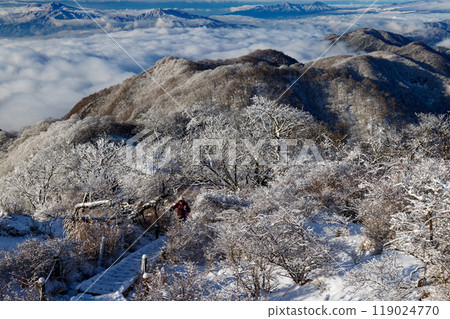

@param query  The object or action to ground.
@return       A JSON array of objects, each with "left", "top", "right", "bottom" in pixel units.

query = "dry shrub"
[
  {"left": 63, "top": 218, "right": 123, "bottom": 261},
  {"left": 0, "top": 201, "right": 27, "bottom": 216},
  {"left": 359, "top": 202, "right": 397, "bottom": 255},
  {"left": 345, "top": 252, "right": 418, "bottom": 301},
  {"left": 164, "top": 214, "right": 216, "bottom": 265},
  {"left": 298, "top": 162, "right": 363, "bottom": 218},
  {"left": 356, "top": 175, "right": 405, "bottom": 255},
  {"left": 0, "top": 276, "right": 41, "bottom": 301},
  {"left": 192, "top": 190, "right": 241, "bottom": 218},
  {"left": 0, "top": 238, "right": 88, "bottom": 300}
]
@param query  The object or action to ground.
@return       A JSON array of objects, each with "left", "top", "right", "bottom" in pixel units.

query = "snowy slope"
[
  {"left": 267, "top": 227, "right": 423, "bottom": 301},
  {"left": 0, "top": 212, "right": 63, "bottom": 250},
  {"left": 0, "top": 236, "right": 28, "bottom": 251},
  {"left": 410, "top": 19, "right": 450, "bottom": 45}
]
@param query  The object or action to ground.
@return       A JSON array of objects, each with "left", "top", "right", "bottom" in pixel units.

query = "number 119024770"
[{"left": 373, "top": 305, "right": 439, "bottom": 316}]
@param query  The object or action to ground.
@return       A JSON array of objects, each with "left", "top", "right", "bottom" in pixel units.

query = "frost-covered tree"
[
  {"left": 247, "top": 209, "right": 331, "bottom": 285},
  {"left": 356, "top": 124, "right": 404, "bottom": 164},
  {"left": 345, "top": 253, "right": 417, "bottom": 301},
  {"left": 1, "top": 145, "right": 68, "bottom": 212},
  {"left": 183, "top": 97, "right": 322, "bottom": 191},
  {"left": 390, "top": 159, "right": 449, "bottom": 298},
  {"left": 65, "top": 137, "right": 127, "bottom": 202},
  {"left": 404, "top": 113, "right": 450, "bottom": 160},
  {"left": 274, "top": 159, "right": 364, "bottom": 218},
  {"left": 165, "top": 214, "right": 216, "bottom": 265},
  {"left": 184, "top": 103, "right": 243, "bottom": 190},
  {"left": 244, "top": 96, "right": 317, "bottom": 142},
  {"left": 0, "top": 117, "right": 142, "bottom": 215},
  {"left": 356, "top": 162, "right": 406, "bottom": 254},
  {"left": 214, "top": 212, "right": 277, "bottom": 299},
  {"left": 213, "top": 187, "right": 331, "bottom": 287},
  {"left": 0, "top": 130, "right": 17, "bottom": 154},
  {"left": 139, "top": 262, "right": 240, "bottom": 301}
]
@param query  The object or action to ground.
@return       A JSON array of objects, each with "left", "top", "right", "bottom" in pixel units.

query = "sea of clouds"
[
  {"left": 0, "top": 22, "right": 351, "bottom": 131},
  {"left": 0, "top": 2, "right": 449, "bottom": 131}
]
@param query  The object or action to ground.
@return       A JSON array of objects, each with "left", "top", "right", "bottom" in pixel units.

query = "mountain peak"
[
  {"left": 228, "top": 1, "right": 335, "bottom": 18},
  {"left": 197, "top": 49, "right": 300, "bottom": 70},
  {"left": 27, "top": 2, "right": 71, "bottom": 10},
  {"left": 325, "top": 28, "right": 413, "bottom": 52},
  {"left": 240, "top": 49, "right": 299, "bottom": 67},
  {"left": 325, "top": 28, "right": 450, "bottom": 75},
  {"left": 46, "top": 2, "right": 67, "bottom": 9}
]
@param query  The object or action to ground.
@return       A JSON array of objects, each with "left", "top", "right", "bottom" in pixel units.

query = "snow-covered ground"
[
  {"left": 0, "top": 213, "right": 62, "bottom": 251},
  {"left": 0, "top": 213, "right": 38, "bottom": 251},
  {"left": 0, "top": 236, "right": 29, "bottom": 250},
  {"left": 268, "top": 252, "right": 422, "bottom": 301}
]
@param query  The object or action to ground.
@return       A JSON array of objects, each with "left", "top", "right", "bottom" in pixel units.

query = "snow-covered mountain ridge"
[
  {"left": 228, "top": 1, "right": 336, "bottom": 18},
  {"left": 0, "top": 1, "right": 235, "bottom": 37}
]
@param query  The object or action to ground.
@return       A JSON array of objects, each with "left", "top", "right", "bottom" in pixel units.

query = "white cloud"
[
  {"left": 0, "top": 21, "right": 356, "bottom": 131},
  {"left": 437, "top": 39, "right": 450, "bottom": 48},
  {"left": 0, "top": 38, "right": 134, "bottom": 131}
]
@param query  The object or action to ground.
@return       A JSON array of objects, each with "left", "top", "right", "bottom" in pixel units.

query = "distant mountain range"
[
  {"left": 228, "top": 2, "right": 336, "bottom": 18},
  {"left": 1, "top": 1, "right": 448, "bottom": 45},
  {"left": 410, "top": 19, "right": 450, "bottom": 45},
  {"left": 0, "top": 2, "right": 235, "bottom": 37},
  {"left": 325, "top": 28, "right": 450, "bottom": 75}
]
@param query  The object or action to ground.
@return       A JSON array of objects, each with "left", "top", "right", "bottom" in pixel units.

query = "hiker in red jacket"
[{"left": 171, "top": 198, "right": 190, "bottom": 221}]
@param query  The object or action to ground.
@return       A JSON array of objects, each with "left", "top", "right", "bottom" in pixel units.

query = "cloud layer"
[{"left": 0, "top": 22, "right": 353, "bottom": 131}]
